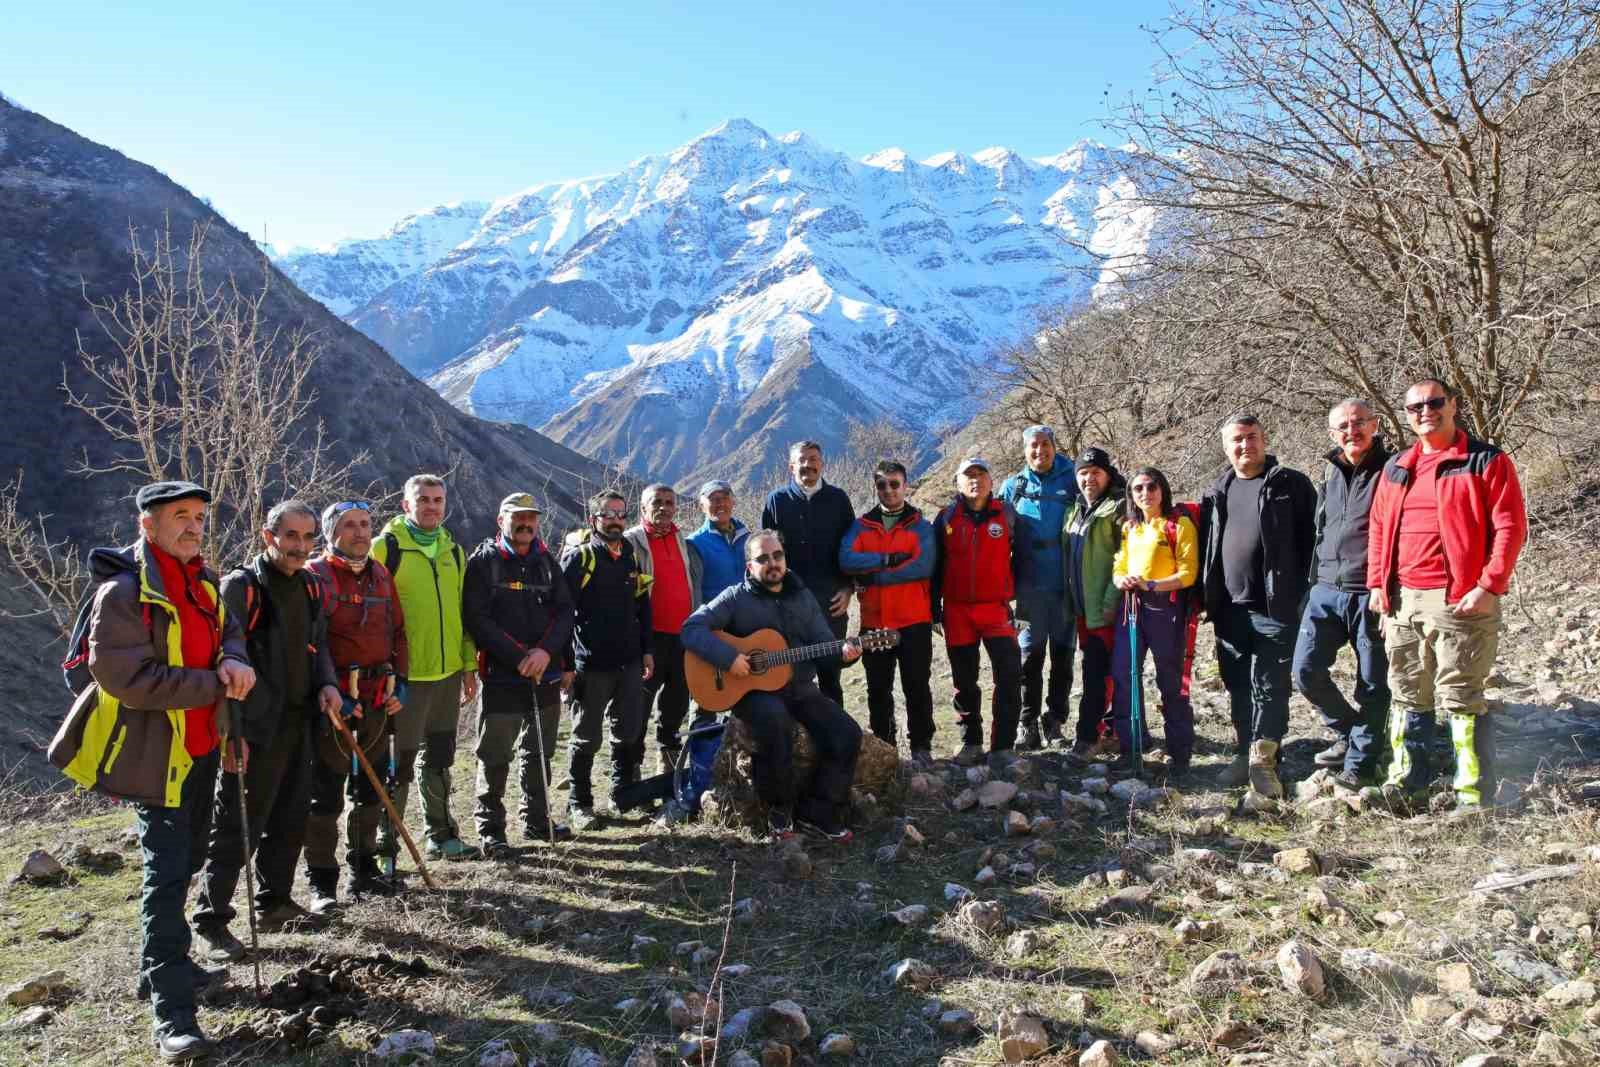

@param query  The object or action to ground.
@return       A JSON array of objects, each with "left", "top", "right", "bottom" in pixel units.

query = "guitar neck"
[{"left": 762, "top": 638, "right": 851, "bottom": 667}]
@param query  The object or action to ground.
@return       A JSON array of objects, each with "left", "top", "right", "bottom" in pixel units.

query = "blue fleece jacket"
[
  {"left": 687, "top": 518, "right": 750, "bottom": 602},
  {"left": 997, "top": 459, "right": 1079, "bottom": 596}
]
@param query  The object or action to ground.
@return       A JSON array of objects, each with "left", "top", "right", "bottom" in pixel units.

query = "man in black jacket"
[
  {"left": 681, "top": 529, "right": 863, "bottom": 840},
  {"left": 193, "top": 500, "right": 341, "bottom": 961},
  {"left": 762, "top": 441, "right": 856, "bottom": 708},
  {"left": 1292, "top": 400, "right": 1394, "bottom": 790},
  {"left": 1199, "top": 415, "right": 1317, "bottom": 798},
  {"left": 463, "top": 493, "right": 576, "bottom": 853},
  {"left": 560, "top": 491, "right": 653, "bottom": 830}
]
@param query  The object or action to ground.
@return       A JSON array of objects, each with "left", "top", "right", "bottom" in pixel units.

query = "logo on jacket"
[{"left": 987, "top": 523, "right": 1004, "bottom": 539}]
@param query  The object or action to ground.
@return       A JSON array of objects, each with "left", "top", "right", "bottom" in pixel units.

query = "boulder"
[
  {"left": 996, "top": 1008, "right": 1048, "bottom": 1062},
  {"left": 1277, "top": 940, "right": 1326, "bottom": 998},
  {"left": 710, "top": 717, "right": 899, "bottom": 827},
  {"left": 3, "top": 970, "right": 69, "bottom": 1007},
  {"left": 978, "top": 781, "right": 1019, "bottom": 808},
  {"left": 818, "top": 1032, "right": 855, "bottom": 1057},
  {"left": 958, "top": 899, "right": 1007, "bottom": 933},
  {"left": 764, "top": 1000, "right": 810, "bottom": 1043},
  {"left": 938, "top": 1009, "right": 976, "bottom": 1035},
  {"left": 952, "top": 788, "right": 979, "bottom": 811},
  {"left": 944, "top": 882, "right": 973, "bottom": 903},
  {"left": 1004, "top": 811, "right": 1031, "bottom": 837},
  {"left": 1, "top": 1006, "right": 52, "bottom": 1032},
  {"left": 1188, "top": 951, "right": 1247, "bottom": 989},
  {"left": 477, "top": 1040, "right": 520, "bottom": 1067},
  {"left": 883, "top": 958, "right": 936, "bottom": 990},
  {"left": 16, "top": 850, "right": 67, "bottom": 885},
  {"left": 1542, "top": 979, "right": 1598, "bottom": 1007},
  {"left": 889, "top": 904, "right": 931, "bottom": 927},
  {"left": 1272, "top": 848, "right": 1322, "bottom": 876},
  {"left": 1435, "top": 962, "right": 1475, "bottom": 995},
  {"left": 1079, "top": 1039, "right": 1118, "bottom": 1067}
]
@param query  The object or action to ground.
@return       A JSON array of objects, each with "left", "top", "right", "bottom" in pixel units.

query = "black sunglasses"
[
  {"left": 753, "top": 550, "right": 786, "bottom": 564},
  {"left": 1404, "top": 396, "right": 1449, "bottom": 415}
]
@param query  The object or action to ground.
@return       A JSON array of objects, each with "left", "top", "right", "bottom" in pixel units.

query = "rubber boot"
[
  {"left": 1248, "top": 739, "right": 1283, "bottom": 799},
  {"left": 1217, "top": 750, "right": 1250, "bottom": 788}
]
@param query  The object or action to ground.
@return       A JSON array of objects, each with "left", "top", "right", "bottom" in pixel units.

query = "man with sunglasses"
[
  {"left": 303, "top": 500, "right": 409, "bottom": 906},
  {"left": 681, "top": 530, "right": 863, "bottom": 840},
  {"left": 839, "top": 460, "right": 937, "bottom": 767},
  {"left": 463, "top": 493, "right": 575, "bottom": 852},
  {"left": 1367, "top": 378, "right": 1526, "bottom": 813},
  {"left": 1290, "top": 400, "right": 1394, "bottom": 793},
  {"left": 560, "top": 490, "right": 653, "bottom": 829}
]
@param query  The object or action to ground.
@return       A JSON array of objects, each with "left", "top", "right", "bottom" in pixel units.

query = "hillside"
[
  {"left": 0, "top": 97, "right": 622, "bottom": 548},
  {"left": 276, "top": 120, "right": 1158, "bottom": 488}
]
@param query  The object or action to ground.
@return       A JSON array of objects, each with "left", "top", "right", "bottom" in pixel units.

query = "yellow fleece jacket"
[{"left": 1112, "top": 515, "right": 1199, "bottom": 586}]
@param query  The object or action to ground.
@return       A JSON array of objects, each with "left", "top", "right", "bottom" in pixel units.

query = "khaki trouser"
[
  {"left": 1384, "top": 587, "right": 1501, "bottom": 804},
  {"left": 378, "top": 674, "right": 463, "bottom": 851},
  {"left": 474, "top": 681, "right": 561, "bottom": 839}
]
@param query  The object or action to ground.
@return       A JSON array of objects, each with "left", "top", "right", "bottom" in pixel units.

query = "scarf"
[{"left": 403, "top": 518, "right": 440, "bottom": 547}]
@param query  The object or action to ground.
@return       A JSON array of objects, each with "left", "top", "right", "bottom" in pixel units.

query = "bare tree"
[
  {"left": 0, "top": 475, "right": 86, "bottom": 633},
  {"left": 829, "top": 418, "right": 920, "bottom": 505},
  {"left": 1111, "top": 0, "right": 1600, "bottom": 446},
  {"left": 63, "top": 219, "right": 372, "bottom": 566}
]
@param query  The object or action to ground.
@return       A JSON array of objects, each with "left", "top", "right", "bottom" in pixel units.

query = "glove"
[{"left": 884, "top": 552, "right": 912, "bottom": 568}]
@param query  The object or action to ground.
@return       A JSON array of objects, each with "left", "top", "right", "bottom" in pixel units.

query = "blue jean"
[
  {"left": 1292, "top": 584, "right": 1390, "bottom": 776},
  {"left": 1216, "top": 604, "right": 1296, "bottom": 748},
  {"left": 136, "top": 749, "right": 219, "bottom": 1025},
  {"left": 1017, "top": 590, "right": 1075, "bottom": 734}
]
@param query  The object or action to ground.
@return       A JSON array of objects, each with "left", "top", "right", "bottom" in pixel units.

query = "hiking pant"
[
  {"left": 732, "top": 681, "right": 862, "bottom": 820},
  {"left": 1074, "top": 619, "right": 1116, "bottom": 747},
  {"left": 136, "top": 749, "right": 218, "bottom": 1026},
  {"left": 642, "top": 630, "right": 692, "bottom": 759},
  {"left": 812, "top": 606, "right": 849, "bottom": 710},
  {"left": 945, "top": 600, "right": 1023, "bottom": 751},
  {"left": 863, "top": 621, "right": 935, "bottom": 752},
  {"left": 475, "top": 681, "right": 561, "bottom": 838},
  {"left": 1215, "top": 604, "right": 1295, "bottom": 749},
  {"left": 194, "top": 718, "right": 313, "bottom": 928},
  {"left": 384, "top": 674, "right": 463, "bottom": 848},
  {"left": 568, "top": 663, "right": 644, "bottom": 808},
  {"left": 1384, "top": 586, "right": 1501, "bottom": 804},
  {"left": 1110, "top": 591, "right": 1195, "bottom": 764},
  {"left": 304, "top": 739, "right": 387, "bottom": 875},
  {"left": 1017, "top": 590, "right": 1074, "bottom": 736},
  {"left": 1292, "top": 584, "right": 1390, "bottom": 778}
]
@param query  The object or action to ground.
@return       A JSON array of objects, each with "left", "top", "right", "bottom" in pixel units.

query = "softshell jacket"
[
  {"left": 560, "top": 534, "right": 652, "bottom": 671},
  {"left": 681, "top": 573, "right": 850, "bottom": 688},
  {"left": 1312, "top": 441, "right": 1393, "bottom": 593},
  {"left": 998, "top": 460, "right": 1079, "bottom": 596},
  {"left": 1199, "top": 457, "right": 1318, "bottom": 624},
  {"left": 373, "top": 516, "right": 475, "bottom": 681},
  {"left": 220, "top": 555, "right": 339, "bottom": 747},
  {"left": 306, "top": 554, "right": 409, "bottom": 688},
  {"left": 687, "top": 519, "right": 750, "bottom": 601},
  {"left": 53, "top": 541, "right": 248, "bottom": 807},
  {"left": 932, "top": 495, "right": 1019, "bottom": 620},
  {"left": 837, "top": 506, "right": 936, "bottom": 630},
  {"left": 463, "top": 537, "right": 574, "bottom": 689},
  {"left": 761, "top": 482, "right": 856, "bottom": 606},
  {"left": 623, "top": 523, "right": 705, "bottom": 615},
  {"left": 1367, "top": 431, "right": 1527, "bottom": 603},
  {"left": 1062, "top": 491, "right": 1125, "bottom": 630}
]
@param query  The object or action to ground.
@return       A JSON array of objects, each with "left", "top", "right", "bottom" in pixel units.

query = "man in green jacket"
[
  {"left": 373, "top": 474, "right": 480, "bottom": 862},
  {"left": 1061, "top": 448, "right": 1127, "bottom": 762}
]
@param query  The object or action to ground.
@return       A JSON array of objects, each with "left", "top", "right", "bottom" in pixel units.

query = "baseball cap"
[
  {"left": 699, "top": 479, "right": 734, "bottom": 498},
  {"left": 956, "top": 457, "right": 990, "bottom": 474},
  {"left": 498, "top": 492, "right": 542, "bottom": 516}
]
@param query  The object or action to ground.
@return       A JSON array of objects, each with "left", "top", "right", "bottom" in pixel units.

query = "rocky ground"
[{"left": 2, "top": 551, "right": 1598, "bottom": 1067}]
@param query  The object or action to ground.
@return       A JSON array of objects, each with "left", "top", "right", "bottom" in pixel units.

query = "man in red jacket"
[
  {"left": 1367, "top": 378, "right": 1526, "bottom": 812},
  {"left": 933, "top": 457, "right": 1023, "bottom": 766}
]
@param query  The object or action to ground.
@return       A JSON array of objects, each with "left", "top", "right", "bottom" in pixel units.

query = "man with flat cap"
[
  {"left": 54, "top": 480, "right": 255, "bottom": 1061},
  {"left": 462, "top": 492, "right": 575, "bottom": 852}
]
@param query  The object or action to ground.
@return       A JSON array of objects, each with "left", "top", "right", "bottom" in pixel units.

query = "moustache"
[{"left": 513, "top": 525, "right": 535, "bottom": 534}]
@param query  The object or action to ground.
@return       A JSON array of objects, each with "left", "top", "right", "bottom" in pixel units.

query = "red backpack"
[{"left": 1158, "top": 500, "right": 1203, "bottom": 695}]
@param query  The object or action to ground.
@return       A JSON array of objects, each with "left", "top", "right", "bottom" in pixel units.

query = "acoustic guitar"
[{"left": 685, "top": 627, "right": 901, "bottom": 711}]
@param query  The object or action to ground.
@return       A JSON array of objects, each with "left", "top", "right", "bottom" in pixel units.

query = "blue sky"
[{"left": 6, "top": 1, "right": 1173, "bottom": 249}]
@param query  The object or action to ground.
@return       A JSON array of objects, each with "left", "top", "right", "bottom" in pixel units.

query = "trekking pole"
[
  {"left": 529, "top": 678, "right": 556, "bottom": 848},
  {"left": 1127, "top": 591, "right": 1144, "bottom": 772},
  {"left": 324, "top": 701, "right": 437, "bottom": 889},
  {"left": 347, "top": 668, "right": 363, "bottom": 902},
  {"left": 224, "top": 699, "right": 264, "bottom": 1000}
]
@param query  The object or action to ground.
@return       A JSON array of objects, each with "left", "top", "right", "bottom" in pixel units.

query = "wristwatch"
[{"left": 1145, "top": 579, "right": 1156, "bottom": 592}]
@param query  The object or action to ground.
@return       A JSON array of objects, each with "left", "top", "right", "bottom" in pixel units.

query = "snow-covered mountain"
[{"left": 274, "top": 119, "right": 1157, "bottom": 488}]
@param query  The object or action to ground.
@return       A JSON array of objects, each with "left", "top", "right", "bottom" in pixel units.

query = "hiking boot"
[
  {"left": 153, "top": 1017, "right": 212, "bottom": 1062},
  {"left": 349, "top": 859, "right": 398, "bottom": 897},
  {"left": 308, "top": 886, "right": 341, "bottom": 919},
  {"left": 424, "top": 837, "right": 482, "bottom": 861},
  {"left": 307, "top": 866, "right": 341, "bottom": 918},
  {"left": 1018, "top": 727, "right": 1043, "bottom": 751},
  {"left": 258, "top": 900, "right": 327, "bottom": 933},
  {"left": 135, "top": 959, "right": 227, "bottom": 1001},
  {"left": 194, "top": 923, "right": 246, "bottom": 964},
  {"left": 1248, "top": 740, "right": 1283, "bottom": 799},
  {"left": 1380, "top": 782, "right": 1428, "bottom": 816},
  {"left": 1216, "top": 751, "right": 1251, "bottom": 789},
  {"left": 1108, "top": 751, "right": 1144, "bottom": 781},
  {"left": 1313, "top": 737, "right": 1350, "bottom": 767},
  {"left": 480, "top": 836, "right": 513, "bottom": 860},
  {"left": 1090, "top": 734, "right": 1122, "bottom": 758},
  {"left": 953, "top": 743, "right": 985, "bottom": 767},
  {"left": 523, "top": 820, "right": 572, "bottom": 843},
  {"left": 1164, "top": 759, "right": 1191, "bottom": 788},
  {"left": 1331, "top": 768, "right": 1372, "bottom": 792},
  {"left": 767, "top": 809, "right": 795, "bottom": 842},
  {"left": 909, "top": 749, "right": 935, "bottom": 771},
  {"left": 797, "top": 812, "right": 853, "bottom": 843},
  {"left": 568, "top": 806, "right": 600, "bottom": 832},
  {"left": 1042, "top": 727, "right": 1065, "bottom": 748},
  {"left": 658, "top": 747, "right": 682, "bottom": 776},
  {"left": 1064, "top": 741, "right": 1093, "bottom": 767}
]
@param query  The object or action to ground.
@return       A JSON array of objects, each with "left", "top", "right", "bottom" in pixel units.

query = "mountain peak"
[{"left": 696, "top": 118, "right": 774, "bottom": 146}]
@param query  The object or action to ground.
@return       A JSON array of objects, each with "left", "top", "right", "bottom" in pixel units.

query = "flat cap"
[{"left": 136, "top": 480, "right": 211, "bottom": 510}]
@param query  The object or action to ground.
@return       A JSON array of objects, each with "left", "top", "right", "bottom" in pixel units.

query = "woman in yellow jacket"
[{"left": 1110, "top": 467, "right": 1200, "bottom": 781}]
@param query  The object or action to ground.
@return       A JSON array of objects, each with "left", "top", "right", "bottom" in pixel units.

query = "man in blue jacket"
[
  {"left": 997, "top": 426, "right": 1079, "bottom": 749},
  {"left": 762, "top": 442, "right": 856, "bottom": 709},
  {"left": 681, "top": 530, "right": 863, "bottom": 841},
  {"left": 687, "top": 480, "right": 748, "bottom": 602}
]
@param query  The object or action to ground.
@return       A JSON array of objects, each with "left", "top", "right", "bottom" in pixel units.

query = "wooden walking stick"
[{"left": 323, "top": 696, "right": 437, "bottom": 890}]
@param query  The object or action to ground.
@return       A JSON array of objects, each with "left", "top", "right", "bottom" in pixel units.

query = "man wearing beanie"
[{"left": 1061, "top": 448, "right": 1127, "bottom": 761}]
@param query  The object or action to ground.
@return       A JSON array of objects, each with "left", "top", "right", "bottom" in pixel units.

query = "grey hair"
[
  {"left": 265, "top": 499, "right": 319, "bottom": 534},
  {"left": 641, "top": 482, "right": 675, "bottom": 503},
  {"left": 1328, "top": 397, "right": 1374, "bottom": 418},
  {"left": 745, "top": 528, "right": 784, "bottom": 560},
  {"left": 403, "top": 473, "right": 445, "bottom": 499},
  {"left": 788, "top": 440, "right": 824, "bottom": 461}
]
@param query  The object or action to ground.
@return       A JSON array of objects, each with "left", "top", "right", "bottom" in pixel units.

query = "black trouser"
[
  {"left": 642, "top": 630, "right": 691, "bottom": 757},
  {"left": 811, "top": 605, "right": 849, "bottom": 708},
  {"left": 304, "top": 722, "right": 388, "bottom": 877},
  {"left": 136, "top": 749, "right": 219, "bottom": 1025},
  {"left": 1074, "top": 620, "right": 1116, "bottom": 746},
  {"left": 863, "top": 621, "right": 935, "bottom": 752},
  {"left": 948, "top": 637, "right": 1024, "bottom": 751},
  {"left": 1215, "top": 603, "right": 1295, "bottom": 749},
  {"left": 569, "top": 664, "right": 644, "bottom": 807},
  {"left": 194, "top": 715, "right": 313, "bottom": 927},
  {"left": 732, "top": 680, "right": 862, "bottom": 820}
]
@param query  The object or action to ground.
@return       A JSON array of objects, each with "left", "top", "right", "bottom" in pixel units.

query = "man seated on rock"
[{"left": 680, "top": 530, "right": 863, "bottom": 841}]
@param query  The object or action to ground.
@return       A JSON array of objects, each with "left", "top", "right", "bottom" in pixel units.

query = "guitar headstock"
[{"left": 857, "top": 629, "right": 901, "bottom": 653}]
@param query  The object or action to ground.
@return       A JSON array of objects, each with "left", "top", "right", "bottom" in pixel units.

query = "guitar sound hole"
[{"left": 748, "top": 652, "right": 768, "bottom": 675}]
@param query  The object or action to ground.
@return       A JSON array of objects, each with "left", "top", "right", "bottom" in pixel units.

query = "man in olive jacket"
[
  {"left": 71, "top": 481, "right": 254, "bottom": 1061},
  {"left": 1061, "top": 448, "right": 1126, "bottom": 761}
]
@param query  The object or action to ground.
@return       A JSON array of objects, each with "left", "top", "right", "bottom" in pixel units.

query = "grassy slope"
[{"left": 2, "top": 553, "right": 1597, "bottom": 1067}]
